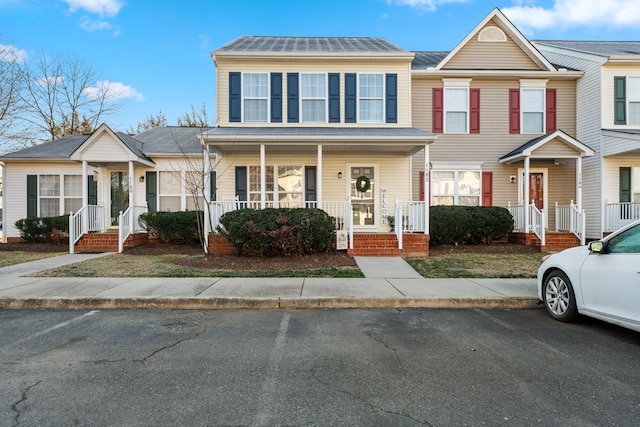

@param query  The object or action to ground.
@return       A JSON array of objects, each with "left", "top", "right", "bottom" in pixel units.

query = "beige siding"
[
  {"left": 81, "top": 134, "right": 131, "bottom": 162},
  {"left": 531, "top": 139, "right": 580, "bottom": 158},
  {"left": 216, "top": 59, "right": 412, "bottom": 127},
  {"left": 444, "top": 20, "right": 541, "bottom": 70}
]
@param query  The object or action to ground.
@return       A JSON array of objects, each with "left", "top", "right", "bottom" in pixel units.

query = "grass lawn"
[{"left": 0, "top": 251, "right": 67, "bottom": 268}]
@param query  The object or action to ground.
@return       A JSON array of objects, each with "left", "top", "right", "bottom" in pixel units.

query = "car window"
[{"left": 606, "top": 224, "right": 640, "bottom": 254}]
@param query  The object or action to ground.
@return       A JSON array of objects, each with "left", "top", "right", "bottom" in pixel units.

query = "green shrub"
[
  {"left": 15, "top": 215, "right": 70, "bottom": 243},
  {"left": 216, "top": 208, "right": 335, "bottom": 256},
  {"left": 430, "top": 206, "right": 513, "bottom": 246},
  {"left": 139, "top": 211, "right": 203, "bottom": 244}
]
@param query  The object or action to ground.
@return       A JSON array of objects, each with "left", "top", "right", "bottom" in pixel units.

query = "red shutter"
[
  {"left": 432, "top": 88, "right": 443, "bottom": 133},
  {"left": 509, "top": 88, "right": 520, "bottom": 134},
  {"left": 470, "top": 88, "right": 480, "bottom": 134},
  {"left": 546, "top": 88, "right": 556, "bottom": 133},
  {"left": 482, "top": 172, "right": 493, "bottom": 206}
]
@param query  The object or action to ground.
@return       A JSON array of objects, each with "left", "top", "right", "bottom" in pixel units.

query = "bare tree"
[
  {"left": 129, "top": 111, "right": 167, "bottom": 134},
  {"left": 177, "top": 102, "right": 210, "bottom": 127},
  {"left": 20, "top": 52, "right": 121, "bottom": 142},
  {"left": 0, "top": 41, "right": 25, "bottom": 151}
]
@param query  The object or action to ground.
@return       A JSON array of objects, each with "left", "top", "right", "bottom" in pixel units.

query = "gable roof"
[
  {"left": 213, "top": 36, "right": 407, "bottom": 55},
  {"left": 434, "top": 7, "right": 555, "bottom": 72},
  {"left": 499, "top": 130, "right": 594, "bottom": 164},
  {"left": 134, "top": 126, "right": 212, "bottom": 155},
  {"left": 533, "top": 41, "right": 640, "bottom": 58}
]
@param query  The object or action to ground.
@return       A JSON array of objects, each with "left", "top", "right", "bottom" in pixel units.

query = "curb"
[{"left": 0, "top": 297, "right": 541, "bottom": 311}]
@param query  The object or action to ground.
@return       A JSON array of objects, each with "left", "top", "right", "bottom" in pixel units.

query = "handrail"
[
  {"left": 118, "top": 204, "right": 147, "bottom": 253},
  {"left": 507, "top": 202, "right": 526, "bottom": 231},
  {"left": 556, "top": 201, "right": 585, "bottom": 245},
  {"left": 529, "top": 202, "right": 545, "bottom": 246},
  {"left": 69, "top": 205, "right": 105, "bottom": 253},
  {"left": 69, "top": 207, "right": 85, "bottom": 254}
]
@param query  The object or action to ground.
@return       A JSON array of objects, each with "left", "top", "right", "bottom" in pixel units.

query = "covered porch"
[
  {"left": 500, "top": 130, "right": 595, "bottom": 250},
  {"left": 200, "top": 127, "right": 435, "bottom": 257}
]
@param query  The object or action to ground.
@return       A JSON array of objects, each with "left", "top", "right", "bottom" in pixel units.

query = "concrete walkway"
[{"left": 0, "top": 253, "right": 540, "bottom": 310}]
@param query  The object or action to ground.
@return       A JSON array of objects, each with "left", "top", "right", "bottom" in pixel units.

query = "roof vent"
[{"left": 478, "top": 26, "right": 506, "bottom": 42}]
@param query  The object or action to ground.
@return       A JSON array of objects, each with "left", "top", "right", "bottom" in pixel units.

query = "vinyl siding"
[
  {"left": 81, "top": 134, "right": 131, "bottom": 161},
  {"left": 602, "top": 156, "right": 640, "bottom": 204},
  {"left": 602, "top": 65, "right": 640, "bottom": 129},
  {"left": 216, "top": 59, "right": 412, "bottom": 127}
]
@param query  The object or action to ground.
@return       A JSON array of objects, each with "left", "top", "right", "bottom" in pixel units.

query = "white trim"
[
  {"left": 478, "top": 26, "right": 506, "bottom": 42},
  {"left": 347, "top": 163, "right": 379, "bottom": 229},
  {"left": 241, "top": 71, "right": 270, "bottom": 123},
  {"left": 518, "top": 167, "right": 549, "bottom": 209},
  {"left": 299, "top": 72, "right": 328, "bottom": 123},
  {"left": 357, "top": 72, "right": 385, "bottom": 123}
]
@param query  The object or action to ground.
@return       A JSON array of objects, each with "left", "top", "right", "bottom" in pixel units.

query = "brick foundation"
[
  {"left": 74, "top": 232, "right": 149, "bottom": 253},
  {"left": 509, "top": 231, "right": 580, "bottom": 252}
]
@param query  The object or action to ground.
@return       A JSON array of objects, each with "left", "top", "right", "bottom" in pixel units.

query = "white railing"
[
  {"left": 395, "top": 199, "right": 403, "bottom": 250},
  {"left": 118, "top": 204, "right": 148, "bottom": 253},
  {"left": 69, "top": 205, "right": 104, "bottom": 254},
  {"left": 346, "top": 200, "right": 354, "bottom": 249},
  {"left": 605, "top": 201, "right": 640, "bottom": 232},
  {"left": 556, "top": 201, "right": 586, "bottom": 245},
  {"left": 529, "top": 203, "right": 545, "bottom": 246},
  {"left": 507, "top": 202, "right": 526, "bottom": 231}
]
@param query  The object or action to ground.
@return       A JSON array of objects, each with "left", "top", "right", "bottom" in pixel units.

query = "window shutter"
[
  {"left": 620, "top": 167, "right": 631, "bottom": 203},
  {"left": 88, "top": 175, "right": 97, "bottom": 206},
  {"left": 210, "top": 171, "right": 217, "bottom": 201},
  {"left": 287, "top": 73, "right": 299, "bottom": 123},
  {"left": 145, "top": 171, "right": 157, "bottom": 212},
  {"left": 482, "top": 171, "right": 493, "bottom": 206},
  {"left": 305, "top": 166, "right": 317, "bottom": 202},
  {"left": 432, "top": 88, "right": 443, "bottom": 133},
  {"left": 345, "top": 73, "right": 357, "bottom": 123},
  {"left": 470, "top": 88, "right": 480, "bottom": 134},
  {"left": 270, "top": 73, "right": 282, "bottom": 123},
  {"left": 385, "top": 73, "right": 397, "bottom": 123},
  {"left": 546, "top": 88, "right": 556, "bottom": 132},
  {"left": 229, "top": 72, "right": 242, "bottom": 123},
  {"left": 614, "top": 76, "right": 626, "bottom": 125},
  {"left": 509, "top": 88, "right": 520, "bottom": 134},
  {"left": 235, "top": 166, "right": 247, "bottom": 201},
  {"left": 328, "top": 73, "right": 340, "bottom": 123},
  {"left": 27, "top": 175, "right": 37, "bottom": 217}
]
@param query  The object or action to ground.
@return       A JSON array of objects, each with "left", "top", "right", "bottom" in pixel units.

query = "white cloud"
[
  {"left": 62, "top": 0, "right": 123, "bottom": 17},
  {"left": 79, "top": 17, "right": 121, "bottom": 35},
  {"left": 0, "top": 44, "right": 27, "bottom": 63},
  {"left": 83, "top": 81, "right": 145, "bottom": 102},
  {"left": 503, "top": 0, "right": 640, "bottom": 32},
  {"left": 386, "top": 0, "right": 469, "bottom": 12}
]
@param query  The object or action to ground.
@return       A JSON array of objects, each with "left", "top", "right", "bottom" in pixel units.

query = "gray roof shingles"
[
  {"left": 533, "top": 40, "right": 640, "bottom": 57},
  {"left": 214, "top": 36, "right": 407, "bottom": 54}
]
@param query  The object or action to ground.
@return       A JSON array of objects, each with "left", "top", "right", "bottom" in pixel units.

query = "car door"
[{"left": 579, "top": 223, "right": 640, "bottom": 324}]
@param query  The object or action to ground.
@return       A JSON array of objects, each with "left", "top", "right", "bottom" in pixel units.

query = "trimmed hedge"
[
  {"left": 430, "top": 206, "right": 513, "bottom": 246},
  {"left": 139, "top": 211, "right": 203, "bottom": 244},
  {"left": 216, "top": 208, "right": 335, "bottom": 257},
  {"left": 15, "top": 215, "right": 70, "bottom": 243}
]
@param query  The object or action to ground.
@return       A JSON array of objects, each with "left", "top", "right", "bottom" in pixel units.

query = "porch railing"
[
  {"left": 507, "top": 202, "right": 526, "bottom": 231},
  {"left": 69, "top": 205, "right": 104, "bottom": 254},
  {"left": 530, "top": 203, "right": 545, "bottom": 246},
  {"left": 605, "top": 201, "right": 640, "bottom": 232},
  {"left": 556, "top": 201, "right": 586, "bottom": 245},
  {"left": 118, "top": 204, "right": 148, "bottom": 253}
]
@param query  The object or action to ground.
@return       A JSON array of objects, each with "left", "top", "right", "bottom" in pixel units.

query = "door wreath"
[{"left": 355, "top": 175, "right": 371, "bottom": 193}]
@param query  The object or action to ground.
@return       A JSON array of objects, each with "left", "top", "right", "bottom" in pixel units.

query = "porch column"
[
  {"left": 576, "top": 156, "right": 583, "bottom": 208},
  {"left": 82, "top": 160, "right": 88, "bottom": 233},
  {"left": 260, "top": 144, "right": 266, "bottom": 209},
  {"left": 128, "top": 161, "right": 135, "bottom": 208},
  {"left": 424, "top": 145, "right": 430, "bottom": 234},
  {"left": 524, "top": 156, "right": 530, "bottom": 232},
  {"left": 317, "top": 144, "right": 323, "bottom": 208},
  {"left": 203, "top": 148, "right": 211, "bottom": 252}
]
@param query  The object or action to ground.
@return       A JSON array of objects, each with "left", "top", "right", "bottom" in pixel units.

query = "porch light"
[
  {"left": 338, "top": 171, "right": 343, "bottom": 179},
  {"left": 139, "top": 176, "right": 145, "bottom": 183}
]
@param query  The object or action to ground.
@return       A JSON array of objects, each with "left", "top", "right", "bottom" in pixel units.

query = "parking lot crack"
[
  {"left": 365, "top": 331, "right": 398, "bottom": 352},
  {"left": 11, "top": 380, "right": 41, "bottom": 426}
]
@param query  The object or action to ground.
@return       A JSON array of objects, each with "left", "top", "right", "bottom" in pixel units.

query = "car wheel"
[{"left": 543, "top": 270, "right": 578, "bottom": 322}]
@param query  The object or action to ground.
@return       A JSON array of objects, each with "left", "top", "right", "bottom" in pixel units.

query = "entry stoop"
[
  {"left": 74, "top": 232, "right": 148, "bottom": 253},
  {"left": 509, "top": 232, "right": 580, "bottom": 252},
  {"left": 347, "top": 233, "right": 430, "bottom": 257}
]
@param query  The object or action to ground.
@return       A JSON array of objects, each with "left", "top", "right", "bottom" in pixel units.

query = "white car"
[{"left": 537, "top": 219, "right": 640, "bottom": 332}]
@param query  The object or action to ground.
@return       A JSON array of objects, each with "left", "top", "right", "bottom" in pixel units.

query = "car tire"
[{"left": 542, "top": 270, "right": 578, "bottom": 322}]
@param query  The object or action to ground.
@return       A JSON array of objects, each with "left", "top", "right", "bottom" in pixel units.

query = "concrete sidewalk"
[{"left": 0, "top": 253, "right": 540, "bottom": 310}]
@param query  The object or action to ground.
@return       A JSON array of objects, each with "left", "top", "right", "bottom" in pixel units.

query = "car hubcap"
[{"left": 546, "top": 276, "right": 569, "bottom": 315}]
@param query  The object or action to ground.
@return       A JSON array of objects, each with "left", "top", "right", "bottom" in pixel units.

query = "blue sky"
[{"left": 2, "top": 0, "right": 640, "bottom": 133}]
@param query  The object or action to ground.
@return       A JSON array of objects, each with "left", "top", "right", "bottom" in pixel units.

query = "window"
[
  {"left": 247, "top": 165, "right": 304, "bottom": 207},
  {"left": 249, "top": 166, "right": 274, "bottom": 203},
  {"left": 243, "top": 73, "right": 268, "bottom": 122},
  {"left": 158, "top": 171, "right": 205, "bottom": 211},
  {"left": 159, "top": 171, "right": 181, "bottom": 211},
  {"left": 431, "top": 170, "right": 481, "bottom": 206},
  {"left": 445, "top": 87, "right": 468, "bottom": 133},
  {"left": 185, "top": 171, "right": 205, "bottom": 211},
  {"left": 301, "top": 73, "right": 326, "bottom": 122},
  {"left": 633, "top": 167, "right": 640, "bottom": 203},
  {"left": 33, "top": 174, "right": 83, "bottom": 217},
  {"left": 39, "top": 175, "right": 60, "bottom": 217},
  {"left": 521, "top": 88, "right": 545, "bottom": 133},
  {"left": 628, "top": 77, "right": 640, "bottom": 125},
  {"left": 359, "top": 74, "right": 384, "bottom": 122},
  {"left": 64, "top": 175, "right": 82, "bottom": 214}
]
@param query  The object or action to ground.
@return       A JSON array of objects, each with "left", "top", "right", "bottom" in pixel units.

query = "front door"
[
  {"left": 529, "top": 172, "right": 544, "bottom": 209},
  {"left": 350, "top": 166, "right": 375, "bottom": 227},
  {"left": 110, "top": 171, "right": 129, "bottom": 226}
]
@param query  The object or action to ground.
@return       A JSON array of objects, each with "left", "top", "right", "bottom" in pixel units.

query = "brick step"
[{"left": 74, "top": 232, "right": 148, "bottom": 253}]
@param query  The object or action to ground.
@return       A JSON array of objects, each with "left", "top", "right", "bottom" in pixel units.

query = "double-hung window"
[
  {"left": 243, "top": 73, "right": 268, "bottom": 122},
  {"left": 445, "top": 87, "right": 469, "bottom": 133},
  {"left": 521, "top": 88, "right": 545, "bottom": 133},
  {"left": 64, "top": 175, "right": 82, "bottom": 214},
  {"left": 301, "top": 73, "right": 326, "bottom": 122},
  {"left": 39, "top": 175, "right": 60, "bottom": 217},
  {"left": 248, "top": 165, "right": 303, "bottom": 207},
  {"left": 431, "top": 170, "right": 481, "bottom": 206},
  {"left": 359, "top": 74, "right": 384, "bottom": 122},
  {"left": 34, "top": 174, "right": 82, "bottom": 217},
  {"left": 159, "top": 171, "right": 206, "bottom": 211},
  {"left": 628, "top": 77, "right": 640, "bottom": 125}
]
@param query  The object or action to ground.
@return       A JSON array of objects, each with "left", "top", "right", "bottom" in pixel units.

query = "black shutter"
[
  {"left": 145, "top": 171, "right": 157, "bottom": 212},
  {"left": 210, "top": 171, "right": 217, "bottom": 201},
  {"left": 271, "top": 73, "right": 282, "bottom": 123},
  {"left": 614, "top": 76, "right": 626, "bottom": 125},
  {"left": 235, "top": 167, "right": 247, "bottom": 201},
  {"left": 305, "top": 166, "right": 317, "bottom": 202},
  {"left": 88, "top": 175, "right": 97, "bottom": 206},
  {"left": 620, "top": 167, "right": 631, "bottom": 203},
  {"left": 229, "top": 72, "right": 242, "bottom": 123},
  {"left": 27, "top": 175, "right": 37, "bottom": 217},
  {"left": 345, "top": 73, "right": 357, "bottom": 123},
  {"left": 328, "top": 73, "right": 340, "bottom": 123},
  {"left": 385, "top": 73, "right": 397, "bottom": 123},
  {"left": 287, "top": 73, "right": 299, "bottom": 123}
]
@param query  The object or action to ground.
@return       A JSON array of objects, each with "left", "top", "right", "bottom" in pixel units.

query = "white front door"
[{"left": 350, "top": 165, "right": 376, "bottom": 228}]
